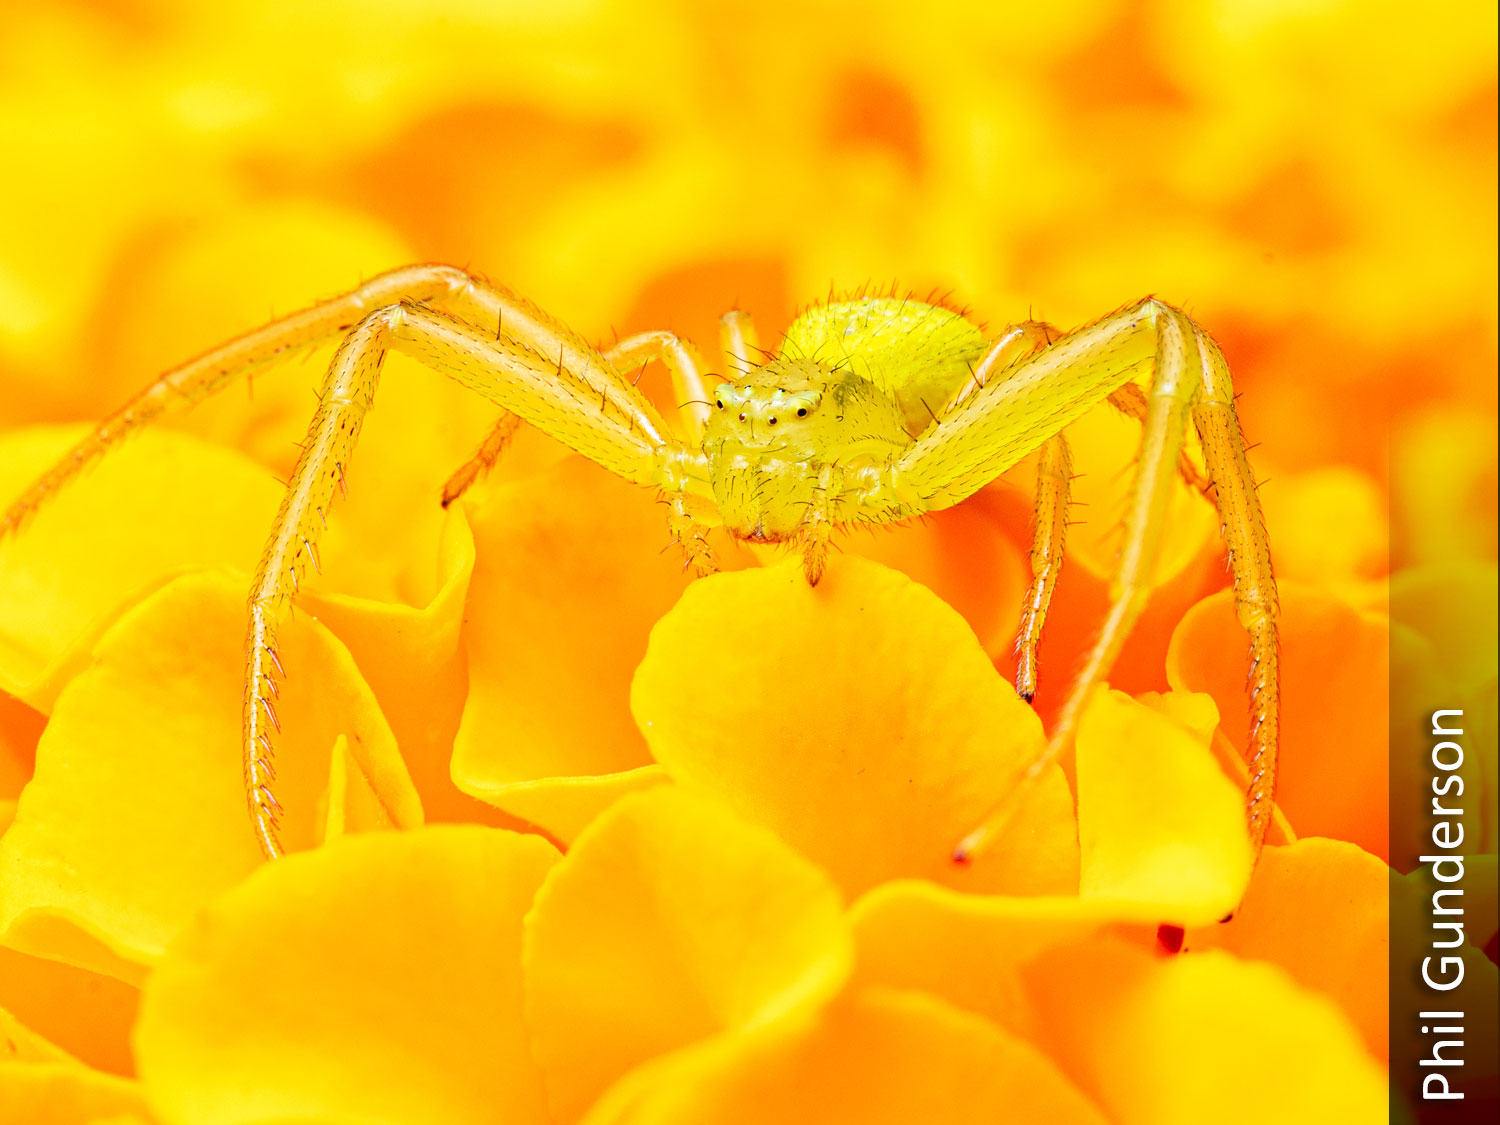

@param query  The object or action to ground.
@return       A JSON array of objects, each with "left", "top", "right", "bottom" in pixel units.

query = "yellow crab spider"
[{"left": 0, "top": 264, "right": 1279, "bottom": 865}]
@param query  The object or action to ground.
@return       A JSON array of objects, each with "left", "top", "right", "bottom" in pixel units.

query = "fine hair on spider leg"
[{"left": 2, "top": 270, "right": 1278, "bottom": 876}]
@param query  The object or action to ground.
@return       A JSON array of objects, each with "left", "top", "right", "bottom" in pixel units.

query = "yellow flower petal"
[
  {"left": 302, "top": 508, "right": 500, "bottom": 828},
  {"left": 0, "top": 572, "right": 420, "bottom": 981},
  {"left": 1184, "top": 838, "right": 1388, "bottom": 1063},
  {"left": 0, "top": 1062, "right": 148, "bottom": 1125},
  {"left": 0, "top": 947, "right": 138, "bottom": 1077},
  {"left": 1076, "top": 689, "right": 1252, "bottom": 924},
  {"left": 631, "top": 555, "right": 1078, "bottom": 898},
  {"left": 453, "top": 458, "right": 724, "bottom": 826},
  {"left": 844, "top": 500, "right": 1026, "bottom": 658},
  {"left": 1257, "top": 466, "right": 1387, "bottom": 588},
  {"left": 0, "top": 426, "right": 279, "bottom": 710},
  {"left": 1167, "top": 583, "right": 1389, "bottom": 860},
  {"left": 135, "top": 826, "right": 557, "bottom": 1125},
  {"left": 583, "top": 988, "right": 1107, "bottom": 1125},
  {"left": 1024, "top": 938, "right": 1387, "bottom": 1124},
  {"left": 483, "top": 765, "right": 671, "bottom": 848},
  {"left": 523, "top": 788, "right": 851, "bottom": 1124}
]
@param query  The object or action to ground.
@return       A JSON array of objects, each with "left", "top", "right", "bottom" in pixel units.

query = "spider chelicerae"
[{"left": 1, "top": 265, "right": 1279, "bottom": 865}]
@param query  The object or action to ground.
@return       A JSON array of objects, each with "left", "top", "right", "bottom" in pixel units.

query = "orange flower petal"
[
  {"left": 0, "top": 947, "right": 138, "bottom": 1077},
  {"left": 1183, "top": 838, "right": 1388, "bottom": 1063},
  {"left": 135, "top": 826, "right": 556, "bottom": 1125},
  {"left": 849, "top": 881, "right": 1114, "bottom": 1038},
  {"left": 1166, "top": 583, "right": 1389, "bottom": 860},
  {"left": 631, "top": 555, "right": 1078, "bottom": 898},
  {"left": 1075, "top": 689, "right": 1253, "bottom": 924},
  {"left": 583, "top": 988, "right": 1107, "bottom": 1125},
  {"left": 0, "top": 572, "right": 420, "bottom": 981},
  {"left": 0, "top": 426, "right": 279, "bottom": 710},
  {"left": 453, "top": 458, "right": 723, "bottom": 826},
  {"left": 0, "top": 693, "right": 44, "bottom": 800},
  {"left": 0, "top": 1006, "right": 77, "bottom": 1066},
  {"left": 0, "top": 1062, "right": 149, "bottom": 1124},
  {"left": 1024, "top": 938, "right": 1387, "bottom": 1124},
  {"left": 523, "top": 788, "right": 851, "bottom": 1124}
]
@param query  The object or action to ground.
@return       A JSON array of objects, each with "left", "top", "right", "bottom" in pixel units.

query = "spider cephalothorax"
[{"left": 1, "top": 265, "right": 1280, "bottom": 870}]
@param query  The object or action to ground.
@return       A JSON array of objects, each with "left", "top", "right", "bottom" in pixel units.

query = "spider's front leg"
[
  {"left": 858, "top": 299, "right": 1279, "bottom": 863},
  {"left": 245, "top": 301, "right": 703, "bottom": 857},
  {"left": 1, "top": 265, "right": 641, "bottom": 537},
  {"left": 439, "top": 329, "right": 713, "bottom": 513}
]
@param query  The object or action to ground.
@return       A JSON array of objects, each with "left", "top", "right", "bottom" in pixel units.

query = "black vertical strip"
[{"left": 1389, "top": 559, "right": 1500, "bottom": 1120}]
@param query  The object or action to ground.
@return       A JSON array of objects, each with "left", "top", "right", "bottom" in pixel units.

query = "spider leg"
[
  {"left": 439, "top": 411, "right": 525, "bottom": 508},
  {"left": 949, "top": 308, "right": 1237, "bottom": 863},
  {"left": 245, "top": 300, "right": 699, "bottom": 858},
  {"left": 606, "top": 332, "right": 711, "bottom": 441},
  {"left": 1192, "top": 331, "right": 1279, "bottom": 855},
  {"left": 1107, "top": 381, "right": 1214, "bottom": 496},
  {"left": 1015, "top": 433, "right": 1072, "bottom": 702},
  {"left": 1, "top": 264, "right": 673, "bottom": 536},
  {"left": 439, "top": 330, "right": 714, "bottom": 510},
  {"left": 718, "top": 309, "right": 761, "bottom": 377}
]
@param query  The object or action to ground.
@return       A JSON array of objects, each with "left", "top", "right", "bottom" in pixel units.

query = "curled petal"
[
  {"left": 135, "top": 826, "right": 557, "bottom": 1125},
  {"left": 523, "top": 788, "right": 851, "bottom": 1124},
  {"left": 454, "top": 458, "right": 731, "bottom": 831},
  {"left": 0, "top": 572, "right": 420, "bottom": 980},
  {"left": 584, "top": 988, "right": 1107, "bottom": 1125},
  {"left": 0, "top": 947, "right": 138, "bottom": 1077},
  {"left": 631, "top": 556, "right": 1078, "bottom": 898}
]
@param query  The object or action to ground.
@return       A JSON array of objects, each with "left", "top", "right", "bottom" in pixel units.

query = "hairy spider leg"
[
  {"left": 1008, "top": 381, "right": 1213, "bottom": 706},
  {"left": 246, "top": 300, "right": 699, "bottom": 858},
  {"left": 1003, "top": 338, "right": 1217, "bottom": 706},
  {"left": 0, "top": 264, "right": 669, "bottom": 537},
  {"left": 440, "top": 411, "right": 525, "bottom": 508},
  {"left": 439, "top": 331, "right": 709, "bottom": 501},
  {"left": 948, "top": 306, "right": 1202, "bottom": 861},
  {"left": 606, "top": 332, "right": 712, "bottom": 441},
  {"left": 946, "top": 304, "right": 1280, "bottom": 863},
  {"left": 1193, "top": 330, "right": 1279, "bottom": 850},
  {"left": 439, "top": 331, "right": 720, "bottom": 572},
  {"left": 1107, "top": 381, "right": 1215, "bottom": 495}
]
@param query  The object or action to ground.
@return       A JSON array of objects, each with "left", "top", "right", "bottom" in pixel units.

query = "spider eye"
[
  {"left": 796, "top": 407, "right": 807, "bottom": 417},
  {"left": 739, "top": 413, "right": 746, "bottom": 422},
  {"left": 716, "top": 400, "right": 723, "bottom": 409},
  {"left": 768, "top": 417, "right": 777, "bottom": 425}
]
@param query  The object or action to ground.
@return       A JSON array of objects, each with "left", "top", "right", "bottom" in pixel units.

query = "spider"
[{"left": 1, "top": 264, "right": 1279, "bottom": 866}]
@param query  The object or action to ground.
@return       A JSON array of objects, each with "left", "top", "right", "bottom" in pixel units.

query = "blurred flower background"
[{"left": 0, "top": 0, "right": 1495, "bottom": 1122}]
